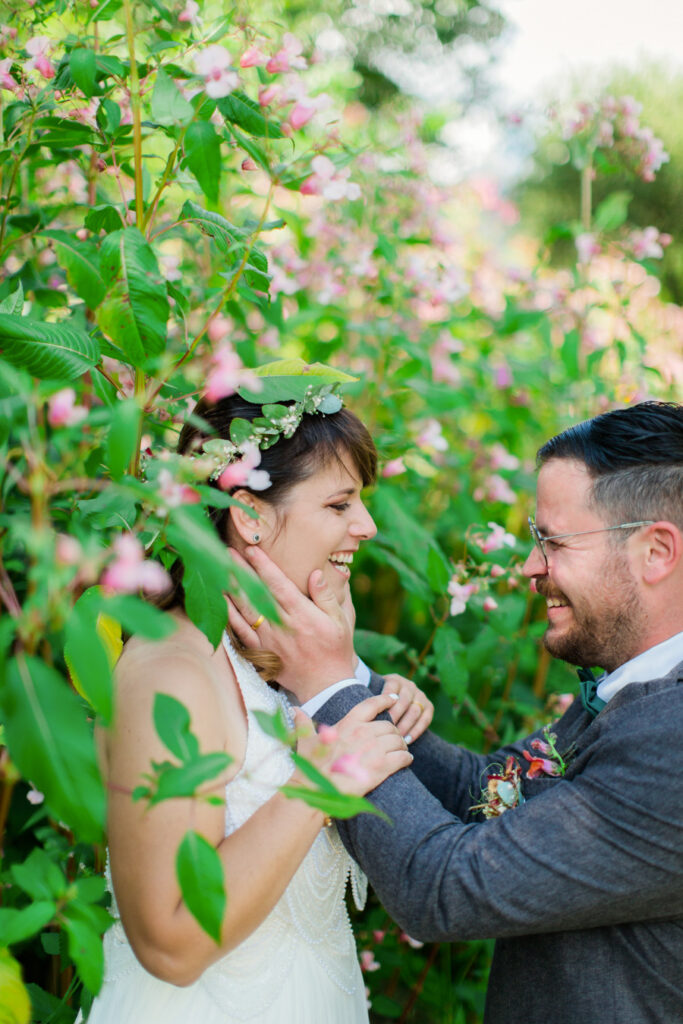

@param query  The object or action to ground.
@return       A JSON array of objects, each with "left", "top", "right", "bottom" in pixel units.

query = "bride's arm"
[{"left": 105, "top": 651, "right": 409, "bottom": 987}]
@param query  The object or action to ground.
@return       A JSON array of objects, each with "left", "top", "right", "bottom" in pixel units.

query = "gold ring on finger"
[
  {"left": 411, "top": 700, "right": 424, "bottom": 712},
  {"left": 251, "top": 614, "right": 265, "bottom": 630}
]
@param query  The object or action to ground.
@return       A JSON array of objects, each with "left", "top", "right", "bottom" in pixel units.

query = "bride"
[{"left": 85, "top": 362, "right": 425, "bottom": 1024}]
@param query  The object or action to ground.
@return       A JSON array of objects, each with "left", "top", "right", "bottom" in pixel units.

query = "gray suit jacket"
[{"left": 316, "top": 662, "right": 683, "bottom": 1024}]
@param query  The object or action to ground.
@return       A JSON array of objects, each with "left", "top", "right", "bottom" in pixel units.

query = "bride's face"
[{"left": 262, "top": 456, "right": 377, "bottom": 602}]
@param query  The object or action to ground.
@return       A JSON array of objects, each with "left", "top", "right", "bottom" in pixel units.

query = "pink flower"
[
  {"left": 240, "top": 46, "right": 268, "bottom": 68},
  {"left": 360, "top": 950, "right": 380, "bottom": 973},
  {"left": 628, "top": 226, "right": 670, "bottom": 261},
  {"left": 205, "top": 344, "right": 261, "bottom": 402},
  {"left": 317, "top": 724, "right": 338, "bottom": 745},
  {"left": 55, "top": 534, "right": 82, "bottom": 566},
  {"left": 400, "top": 933, "right": 424, "bottom": 949},
  {"left": 101, "top": 534, "right": 171, "bottom": 596},
  {"left": 178, "top": 0, "right": 200, "bottom": 24},
  {"left": 258, "top": 84, "right": 282, "bottom": 108},
  {"left": 417, "top": 418, "right": 448, "bottom": 453},
  {"left": 493, "top": 363, "right": 512, "bottom": 389},
  {"left": 484, "top": 474, "right": 516, "bottom": 505},
  {"left": 482, "top": 596, "right": 499, "bottom": 612},
  {"left": 530, "top": 737, "right": 554, "bottom": 756},
  {"left": 157, "top": 468, "right": 200, "bottom": 510},
  {"left": 266, "top": 33, "right": 307, "bottom": 74},
  {"left": 372, "top": 930, "right": 386, "bottom": 943},
  {"left": 48, "top": 389, "right": 88, "bottom": 428},
  {"left": 26, "top": 787, "right": 44, "bottom": 805},
  {"left": 300, "top": 155, "right": 361, "bottom": 202},
  {"left": 241, "top": 157, "right": 257, "bottom": 172},
  {"left": 575, "top": 233, "right": 600, "bottom": 265},
  {"left": 25, "top": 36, "right": 55, "bottom": 79},
  {"left": 448, "top": 578, "right": 475, "bottom": 616},
  {"left": 522, "top": 750, "right": 562, "bottom": 779},
  {"left": 0, "top": 58, "right": 18, "bottom": 93},
  {"left": 330, "top": 751, "right": 370, "bottom": 787},
  {"left": 477, "top": 522, "right": 516, "bottom": 554},
  {"left": 288, "top": 100, "right": 316, "bottom": 131},
  {"left": 194, "top": 46, "right": 239, "bottom": 99},
  {"left": 382, "top": 457, "right": 406, "bottom": 478},
  {"left": 489, "top": 442, "right": 519, "bottom": 471},
  {"left": 217, "top": 444, "right": 271, "bottom": 493},
  {"left": 489, "top": 563, "right": 506, "bottom": 579}
]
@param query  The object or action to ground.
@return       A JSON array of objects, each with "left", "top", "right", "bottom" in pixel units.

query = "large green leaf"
[
  {"left": 106, "top": 397, "right": 141, "bottom": 479},
  {"left": 150, "top": 67, "right": 194, "bottom": 126},
  {"left": 41, "top": 230, "right": 105, "bottom": 309},
  {"left": 2, "top": 656, "right": 106, "bottom": 841},
  {"left": 433, "top": 626, "right": 469, "bottom": 702},
  {"left": 0, "top": 281, "right": 24, "bottom": 314},
  {"left": 153, "top": 692, "right": 199, "bottom": 761},
  {"left": 69, "top": 48, "right": 97, "bottom": 98},
  {"left": 146, "top": 753, "right": 232, "bottom": 804},
  {"left": 96, "top": 228, "right": 169, "bottom": 367},
  {"left": 62, "top": 902, "right": 109, "bottom": 994},
  {"left": 280, "top": 785, "right": 388, "bottom": 821},
  {"left": 184, "top": 121, "right": 222, "bottom": 204},
  {"left": 64, "top": 590, "right": 115, "bottom": 724},
  {"left": 176, "top": 830, "right": 225, "bottom": 943},
  {"left": 0, "top": 313, "right": 99, "bottom": 380},
  {"left": 217, "top": 91, "right": 283, "bottom": 138},
  {"left": 0, "top": 902, "right": 56, "bottom": 946}
]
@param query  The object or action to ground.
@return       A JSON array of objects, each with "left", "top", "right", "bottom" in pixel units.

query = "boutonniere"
[
  {"left": 522, "top": 726, "right": 570, "bottom": 778},
  {"left": 471, "top": 755, "right": 525, "bottom": 819}
]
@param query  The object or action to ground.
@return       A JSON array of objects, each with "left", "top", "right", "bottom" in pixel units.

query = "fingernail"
[
  {"left": 389, "top": 692, "right": 399, "bottom": 700},
  {"left": 405, "top": 734, "right": 413, "bottom": 745}
]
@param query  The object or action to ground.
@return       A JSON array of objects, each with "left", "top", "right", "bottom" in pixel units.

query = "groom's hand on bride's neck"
[{"left": 231, "top": 546, "right": 356, "bottom": 701}]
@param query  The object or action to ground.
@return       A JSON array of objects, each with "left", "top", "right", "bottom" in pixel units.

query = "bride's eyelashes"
[{"left": 328, "top": 502, "right": 351, "bottom": 512}]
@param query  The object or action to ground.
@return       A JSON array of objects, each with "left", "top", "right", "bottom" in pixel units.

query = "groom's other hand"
[{"left": 226, "top": 545, "right": 355, "bottom": 701}]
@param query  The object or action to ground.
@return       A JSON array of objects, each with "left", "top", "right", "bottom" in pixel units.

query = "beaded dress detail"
[{"left": 85, "top": 634, "right": 368, "bottom": 1024}]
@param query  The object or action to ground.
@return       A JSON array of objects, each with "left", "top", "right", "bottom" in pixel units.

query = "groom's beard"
[{"left": 537, "top": 547, "right": 644, "bottom": 674}]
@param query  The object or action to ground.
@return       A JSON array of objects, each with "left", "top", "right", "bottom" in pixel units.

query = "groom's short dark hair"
[{"left": 537, "top": 401, "right": 683, "bottom": 531}]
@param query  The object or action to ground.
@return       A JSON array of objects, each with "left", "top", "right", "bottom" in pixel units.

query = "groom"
[{"left": 229, "top": 401, "right": 683, "bottom": 1024}]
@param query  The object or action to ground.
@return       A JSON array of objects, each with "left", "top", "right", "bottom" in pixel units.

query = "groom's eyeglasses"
[{"left": 527, "top": 517, "right": 655, "bottom": 568}]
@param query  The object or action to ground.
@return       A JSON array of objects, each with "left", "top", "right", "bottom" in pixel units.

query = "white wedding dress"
[{"left": 84, "top": 635, "right": 369, "bottom": 1023}]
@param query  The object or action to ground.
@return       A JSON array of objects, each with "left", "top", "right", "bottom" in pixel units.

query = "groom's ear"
[{"left": 228, "top": 489, "right": 273, "bottom": 545}]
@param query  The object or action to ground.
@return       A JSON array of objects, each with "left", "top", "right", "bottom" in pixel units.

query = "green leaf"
[
  {"left": 41, "top": 230, "right": 105, "bottom": 309},
  {"left": 184, "top": 121, "right": 222, "bottom": 204},
  {"left": 217, "top": 91, "right": 283, "bottom": 138},
  {"left": 354, "top": 629, "right": 408, "bottom": 666},
  {"left": 2, "top": 656, "right": 106, "bottom": 841},
  {"left": 593, "top": 190, "right": 632, "bottom": 232},
  {"left": 180, "top": 199, "right": 238, "bottom": 254},
  {"left": 373, "top": 490, "right": 448, "bottom": 595},
  {"left": 62, "top": 905, "right": 105, "bottom": 994},
  {"left": 69, "top": 48, "right": 97, "bottom": 98},
  {"left": 0, "top": 281, "right": 23, "bottom": 314},
  {"left": 0, "top": 313, "right": 99, "bottom": 380},
  {"left": 280, "top": 785, "right": 388, "bottom": 821},
  {"left": 11, "top": 849, "right": 65, "bottom": 901},
  {"left": 149, "top": 753, "right": 232, "bottom": 804},
  {"left": 85, "top": 205, "right": 125, "bottom": 234},
  {"left": 426, "top": 545, "right": 451, "bottom": 593},
  {"left": 102, "top": 593, "right": 176, "bottom": 639},
  {"left": 252, "top": 707, "right": 291, "bottom": 745},
  {"left": 96, "top": 98, "right": 121, "bottom": 135},
  {"left": 153, "top": 692, "right": 199, "bottom": 761},
  {"left": 290, "top": 751, "right": 337, "bottom": 794},
  {"left": 151, "top": 67, "right": 194, "bottom": 126},
  {"left": 106, "top": 398, "right": 141, "bottom": 479},
  {"left": 561, "top": 329, "right": 581, "bottom": 380},
  {"left": 181, "top": 563, "right": 228, "bottom": 648},
  {"left": 433, "top": 627, "right": 469, "bottom": 702},
  {"left": 224, "top": 123, "right": 271, "bottom": 173},
  {"left": 64, "top": 592, "right": 114, "bottom": 723},
  {"left": 0, "top": 902, "right": 55, "bottom": 946},
  {"left": 176, "top": 831, "right": 225, "bottom": 943},
  {"left": 96, "top": 228, "right": 169, "bottom": 368}
]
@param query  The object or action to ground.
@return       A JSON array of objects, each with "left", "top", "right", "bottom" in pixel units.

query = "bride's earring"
[{"left": 252, "top": 533, "right": 261, "bottom": 543}]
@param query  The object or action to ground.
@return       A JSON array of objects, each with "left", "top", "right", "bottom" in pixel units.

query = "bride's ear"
[{"left": 229, "top": 489, "right": 270, "bottom": 545}]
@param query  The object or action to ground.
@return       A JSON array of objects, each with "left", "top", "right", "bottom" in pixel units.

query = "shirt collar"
[{"left": 596, "top": 630, "right": 683, "bottom": 703}]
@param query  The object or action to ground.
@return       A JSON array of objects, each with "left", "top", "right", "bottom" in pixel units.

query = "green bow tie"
[{"left": 577, "top": 668, "right": 606, "bottom": 718}]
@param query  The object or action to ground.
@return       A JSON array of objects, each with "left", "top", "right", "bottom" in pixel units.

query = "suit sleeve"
[{"left": 317, "top": 685, "right": 683, "bottom": 942}]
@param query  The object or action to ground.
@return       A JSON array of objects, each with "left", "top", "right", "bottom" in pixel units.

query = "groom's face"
[{"left": 523, "top": 458, "right": 645, "bottom": 673}]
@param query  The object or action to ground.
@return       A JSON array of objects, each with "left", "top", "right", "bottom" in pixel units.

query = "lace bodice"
[{"left": 102, "top": 634, "right": 367, "bottom": 1021}]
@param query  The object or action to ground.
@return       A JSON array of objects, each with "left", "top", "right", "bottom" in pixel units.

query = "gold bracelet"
[{"left": 323, "top": 815, "right": 333, "bottom": 828}]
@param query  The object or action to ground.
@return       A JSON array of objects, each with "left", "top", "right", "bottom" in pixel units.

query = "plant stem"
[
  {"left": 580, "top": 161, "right": 593, "bottom": 231},
  {"left": 123, "top": 0, "right": 144, "bottom": 229}
]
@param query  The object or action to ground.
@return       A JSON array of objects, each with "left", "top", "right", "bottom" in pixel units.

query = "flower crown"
[{"left": 202, "top": 358, "right": 358, "bottom": 482}]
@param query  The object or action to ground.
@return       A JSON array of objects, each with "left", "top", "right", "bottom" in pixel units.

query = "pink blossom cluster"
[
  {"left": 25, "top": 36, "right": 55, "bottom": 80},
  {"left": 48, "top": 389, "right": 88, "bottom": 428},
  {"left": 217, "top": 443, "right": 271, "bottom": 493},
  {"left": 416, "top": 418, "right": 448, "bottom": 454},
  {"left": 474, "top": 521, "right": 516, "bottom": 555},
  {"left": 300, "top": 155, "right": 361, "bottom": 202},
  {"left": 447, "top": 576, "right": 476, "bottom": 616},
  {"left": 205, "top": 343, "right": 262, "bottom": 403},
  {"left": 554, "top": 95, "right": 669, "bottom": 183},
  {"left": 626, "top": 226, "right": 672, "bottom": 261},
  {"left": 101, "top": 534, "right": 171, "bottom": 596},
  {"left": 194, "top": 45, "right": 239, "bottom": 99},
  {"left": 156, "top": 468, "right": 200, "bottom": 511}
]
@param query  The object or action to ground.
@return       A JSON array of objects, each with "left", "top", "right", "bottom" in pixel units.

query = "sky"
[{"left": 434, "top": 0, "right": 683, "bottom": 181}]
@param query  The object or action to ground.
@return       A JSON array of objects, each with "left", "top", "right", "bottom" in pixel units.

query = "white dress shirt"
[
  {"left": 298, "top": 657, "right": 371, "bottom": 717},
  {"left": 596, "top": 630, "right": 683, "bottom": 703}
]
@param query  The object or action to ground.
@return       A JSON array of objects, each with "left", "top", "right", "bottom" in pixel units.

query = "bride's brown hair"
[{"left": 164, "top": 392, "right": 377, "bottom": 682}]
